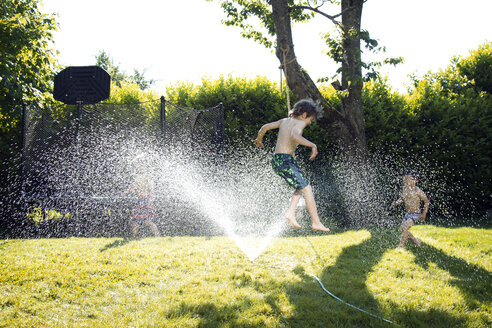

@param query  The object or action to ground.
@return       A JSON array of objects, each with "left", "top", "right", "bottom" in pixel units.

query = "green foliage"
[
  {"left": 0, "top": 0, "right": 58, "bottom": 110},
  {"left": 214, "top": 0, "right": 402, "bottom": 85},
  {"left": 165, "top": 61, "right": 490, "bottom": 219},
  {"left": 105, "top": 80, "right": 159, "bottom": 104},
  {"left": 216, "top": 0, "right": 275, "bottom": 48},
  {"left": 26, "top": 207, "right": 70, "bottom": 223},
  {"left": 100, "top": 80, "right": 161, "bottom": 128},
  {"left": 362, "top": 43, "right": 492, "bottom": 218},
  {"left": 0, "top": 0, "right": 58, "bottom": 220},
  {"left": 165, "top": 74, "right": 336, "bottom": 161},
  {"left": 0, "top": 226, "right": 490, "bottom": 327},
  {"left": 95, "top": 50, "right": 155, "bottom": 90},
  {"left": 212, "top": 0, "right": 402, "bottom": 92},
  {"left": 361, "top": 78, "right": 409, "bottom": 152},
  {"left": 166, "top": 75, "right": 287, "bottom": 148},
  {"left": 456, "top": 41, "right": 492, "bottom": 94},
  {"left": 95, "top": 51, "right": 127, "bottom": 88},
  {"left": 319, "top": 30, "right": 344, "bottom": 80},
  {"left": 0, "top": 0, "right": 58, "bottom": 136},
  {"left": 211, "top": 0, "right": 314, "bottom": 49},
  {"left": 319, "top": 27, "right": 404, "bottom": 83},
  {"left": 165, "top": 76, "right": 340, "bottom": 221},
  {"left": 33, "top": 81, "right": 161, "bottom": 149}
]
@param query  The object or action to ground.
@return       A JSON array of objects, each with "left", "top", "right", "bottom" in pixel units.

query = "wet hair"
[
  {"left": 404, "top": 170, "right": 419, "bottom": 179},
  {"left": 289, "top": 99, "right": 324, "bottom": 120}
]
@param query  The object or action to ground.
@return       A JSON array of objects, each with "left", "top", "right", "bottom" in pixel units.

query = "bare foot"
[
  {"left": 312, "top": 223, "right": 330, "bottom": 232},
  {"left": 286, "top": 215, "right": 301, "bottom": 229}
]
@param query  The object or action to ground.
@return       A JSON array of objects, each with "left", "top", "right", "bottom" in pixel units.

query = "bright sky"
[{"left": 41, "top": 0, "right": 491, "bottom": 94}]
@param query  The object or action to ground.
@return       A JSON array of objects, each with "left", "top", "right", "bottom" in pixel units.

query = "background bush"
[{"left": 361, "top": 43, "right": 491, "bottom": 222}]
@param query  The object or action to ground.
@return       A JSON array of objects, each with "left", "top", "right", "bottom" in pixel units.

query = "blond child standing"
[{"left": 392, "top": 171, "right": 429, "bottom": 248}]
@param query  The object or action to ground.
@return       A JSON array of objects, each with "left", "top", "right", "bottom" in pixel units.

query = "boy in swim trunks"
[
  {"left": 392, "top": 171, "right": 429, "bottom": 248},
  {"left": 253, "top": 99, "right": 330, "bottom": 232},
  {"left": 121, "top": 159, "right": 160, "bottom": 238}
]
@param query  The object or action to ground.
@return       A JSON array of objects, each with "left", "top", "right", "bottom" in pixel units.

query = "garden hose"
[
  {"left": 250, "top": 261, "right": 393, "bottom": 324},
  {"left": 305, "top": 272, "right": 393, "bottom": 324}
]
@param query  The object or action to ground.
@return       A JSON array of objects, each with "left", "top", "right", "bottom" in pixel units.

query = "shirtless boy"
[
  {"left": 253, "top": 99, "right": 330, "bottom": 232},
  {"left": 121, "top": 160, "right": 160, "bottom": 238},
  {"left": 392, "top": 171, "right": 429, "bottom": 248}
]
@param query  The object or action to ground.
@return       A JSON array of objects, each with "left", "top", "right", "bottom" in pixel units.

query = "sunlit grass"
[
  {"left": 0, "top": 226, "right": 490, "bottom": 327},
  {"left": 411, "top": 225, "right": 492, "bottom": 271}
]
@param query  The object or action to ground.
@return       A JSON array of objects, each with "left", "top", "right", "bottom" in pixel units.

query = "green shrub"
[
  {"left": 362, "top": 71, "right": 491, "bottom": 221},
  {"left": 166, "top": 75, "right": 287, "bottom": 148}
]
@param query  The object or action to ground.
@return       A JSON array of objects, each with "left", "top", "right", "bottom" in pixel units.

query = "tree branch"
[
  {"left": 291, "top": 0, "right": 369, "bottom": 27},
  {"left": 291, "top": 5, "right": 342, "bottom": 26}
]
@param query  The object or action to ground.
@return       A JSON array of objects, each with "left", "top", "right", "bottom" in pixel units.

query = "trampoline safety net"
[{"left": 21, "top": 98, "right": 225, "bottom": 237}]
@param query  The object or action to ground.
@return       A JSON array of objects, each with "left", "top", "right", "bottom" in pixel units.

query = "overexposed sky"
[{"left": 41, "top": 0, "right": 491, "bottom": 94}]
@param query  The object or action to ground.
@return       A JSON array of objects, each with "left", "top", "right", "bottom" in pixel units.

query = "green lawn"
[{"left": 0, "top": 225, "right": 490, "bottom": 327}]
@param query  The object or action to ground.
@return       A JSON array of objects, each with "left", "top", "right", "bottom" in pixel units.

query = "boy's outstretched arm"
[
  {"left": 253, "top": 120, "right": 282, "bottom": 148},
  {"left": 392, "top": 197, "right": 403, "bottom": 207},
  {"left": 291, "top": 127, "right": 318, "bottom": 160}
]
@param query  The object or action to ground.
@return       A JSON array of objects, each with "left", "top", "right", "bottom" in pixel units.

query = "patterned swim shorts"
[
  {"left": 404, "top": 212, "right": 421, "bottom": 223},
  {"left": 272, "top": 153, "right": 309, "bottom": 191},
  {"left": 131, "top": 196, "right": 155, "bottom": 223}
]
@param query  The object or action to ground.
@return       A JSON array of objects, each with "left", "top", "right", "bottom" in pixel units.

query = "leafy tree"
[
  {"left": 456, "top": 41, "right": 492, "bottom": 94},
  {"left": 95, "top": 51, "right": 127, "bottom": 87},
  {"left": 95, "top": 50, "right": 155, "bottom": 91},
  {"left": 407, "top": 41, "right": 492, "bottom": 100},
  {"left": 208, "top": 0, "right": 401, "bottom": 159},
  {"left": 0, "top": 0, "right": 58, "bottom": 141},
  {"left": 0, "top": 0, "right": 58, "bottom": 230}
]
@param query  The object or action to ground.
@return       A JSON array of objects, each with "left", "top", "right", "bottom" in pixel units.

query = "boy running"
[
  {"left": 392, "top": 171, "right": 429, "bottom": 248},
  {"left": 253, "top": 99, "right": 330, "bottom": 232}
]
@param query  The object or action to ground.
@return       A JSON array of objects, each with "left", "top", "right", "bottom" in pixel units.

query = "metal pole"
[
  {"left": 74, "top": 101, "right": 82, "bottom": 223},
  {"left": 18, "top": 103, "right": 29, "bottom": 233},
  {"left": 20, "top": 104, "right": 28, "bottom": 197},
  {"left": 75, "top": 101, "right": 82, "bottom": 155},
  {"left": 160, "top": 96, "right": 166, "bottom": 148},
  {"left": 217, "top": 102, "right": 225, "bottom": 166}
]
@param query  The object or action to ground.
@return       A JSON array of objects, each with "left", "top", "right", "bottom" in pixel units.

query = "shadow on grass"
[
  {"left": 411, "top": 242, "right": 492, "bottom": 308},
  {"left": 163, "top": 300, "right": 280, "bottom": 328},
  {"left": 266, "top": 228, "right": 481, "bottom": 327},
  {"left": 159, "top": 227, "right": 488, "bottom": 327},
  {"left": 288, "top": 228, "right": 399, "bottom": 327},
  {"left": 99, "top": 237, "right": 137, "bottom": 252}
]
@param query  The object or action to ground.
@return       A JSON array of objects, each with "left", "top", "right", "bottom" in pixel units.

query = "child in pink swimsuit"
[{"left": 121, "top": 159, "right": 160, "bottom": 238}]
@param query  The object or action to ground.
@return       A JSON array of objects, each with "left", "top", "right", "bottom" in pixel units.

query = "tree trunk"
[
  {"left": 339, "top": 0, "right": 367, "bottom": 159},
  {"left": 270, "top": 0, "right": 368, "bottom": 160},
  {"left": 270, "top": 0, "right": 370, "bottom": 227}
]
